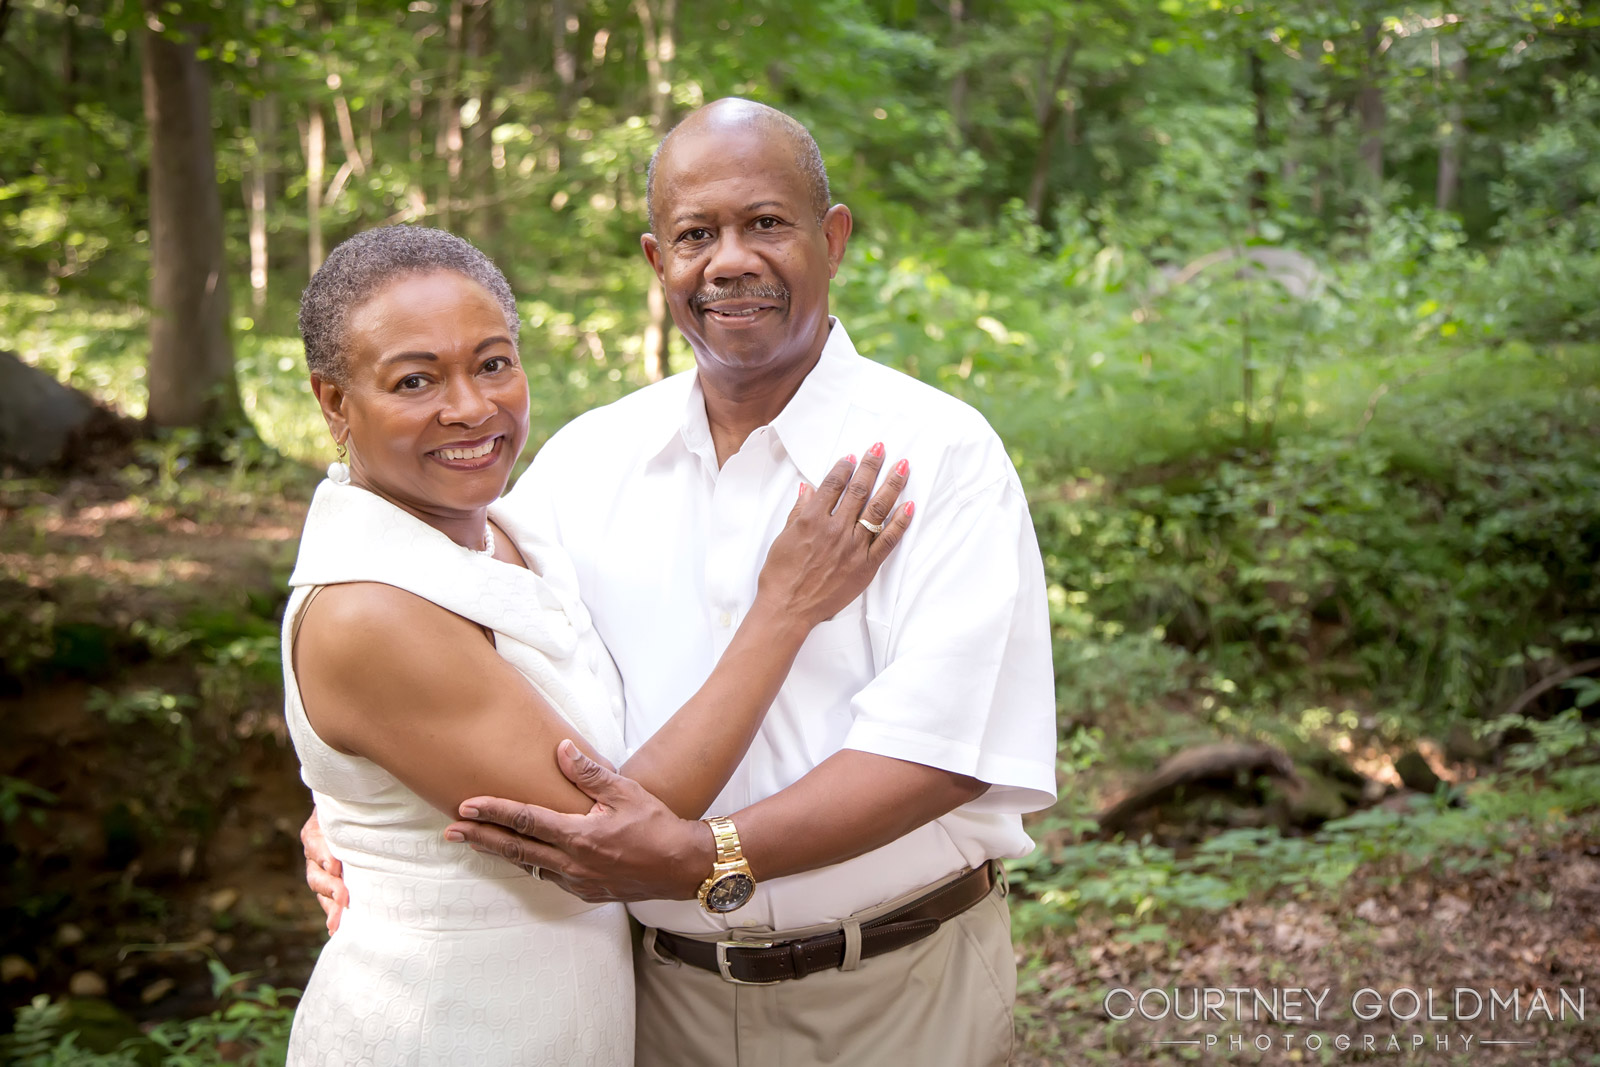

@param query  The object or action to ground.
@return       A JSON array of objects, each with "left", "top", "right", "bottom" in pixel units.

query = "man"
[{"left": 306, "top": 98, "right": 1056, "bottom": 1065}]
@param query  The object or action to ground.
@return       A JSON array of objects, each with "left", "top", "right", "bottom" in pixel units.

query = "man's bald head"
[{"left": 646, "top": 99, "right": 831, "bottom": 233}]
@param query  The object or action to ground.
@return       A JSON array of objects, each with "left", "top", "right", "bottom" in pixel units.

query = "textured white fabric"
[
  {"left": 502, "top": 319, "right": 1058, "bottom": 937},
  {"left": 282, "top": 480, "right": 634, "bottom": 1066}
]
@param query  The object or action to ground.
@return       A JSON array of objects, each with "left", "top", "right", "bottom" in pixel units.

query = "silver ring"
[
  {"left": 529, "top": 865, "right": 544, "bottom": 882},
  {"left": 857, "top": 518, "right": 885, "bottom": 535}
]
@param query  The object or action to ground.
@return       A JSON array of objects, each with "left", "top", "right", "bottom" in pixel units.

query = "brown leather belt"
[{"left": 652, "top": 861, "right": 999, "bottom": 985}]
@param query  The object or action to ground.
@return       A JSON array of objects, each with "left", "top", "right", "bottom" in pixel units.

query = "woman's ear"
[{"left": 310, "top": 374, "right": 350, "bottom": 444}]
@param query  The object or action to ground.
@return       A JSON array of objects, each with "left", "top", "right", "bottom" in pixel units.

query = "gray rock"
[{"left": 0, "top": 351, "right": 96, "bottom": 469}]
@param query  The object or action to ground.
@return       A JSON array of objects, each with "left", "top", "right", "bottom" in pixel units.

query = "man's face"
[{"left": 642, "top": 124, "right": 850, "bottom": 381}]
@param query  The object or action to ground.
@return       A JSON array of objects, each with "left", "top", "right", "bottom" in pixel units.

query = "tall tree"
[
  {"left": 138, "top": 2, "right": 241, "bottom": 434},
  {"left": 1436, "top": 50, "right": 1466, "bottom": 211},
  {"left": 437, "top": 0, "right": 466, "bottom": 231},
  {"left": 1356, "top": 17, "right": 1387, "bottom": 189},
  {"left": 635, "top": 0, "right": 677, "bottom": 381},
  {"left": 303, "top": 102, "right": 326, "bottom": 272}
]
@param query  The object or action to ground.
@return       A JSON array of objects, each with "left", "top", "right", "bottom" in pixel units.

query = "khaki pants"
[{"left": 633, "top": 875, "right": 1015, "bottom": 1067}]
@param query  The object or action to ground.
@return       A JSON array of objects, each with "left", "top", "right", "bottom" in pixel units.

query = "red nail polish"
[
  {"left": 845, "top": 454, "right": 856, "bottom": 465},
  {"left": 895, "top": 459, "right": 909, "bottom": 477},
  {"left": 798, "top": 483, "right": 808, "bottom": 499},
  {"left": 869, "top": 442, "right": 884, "bottom": 458},
  {"left": 904, "top": 502, "right": 915, "bottom": 517}
]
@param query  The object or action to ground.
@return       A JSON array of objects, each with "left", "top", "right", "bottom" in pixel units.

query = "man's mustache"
[{"left": 691, "top": 283, "right": 789, "bottom": 308}]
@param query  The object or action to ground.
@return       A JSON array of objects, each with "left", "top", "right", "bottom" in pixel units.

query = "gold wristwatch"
[{"left": 696, "top": 816, "right": 756, "bottom": 914}]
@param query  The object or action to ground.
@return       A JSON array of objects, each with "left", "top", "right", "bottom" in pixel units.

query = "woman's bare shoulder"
[{"left": 296, "top": 583, "right": 493, "bottom": 682}]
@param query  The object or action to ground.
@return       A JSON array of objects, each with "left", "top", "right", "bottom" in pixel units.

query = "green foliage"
[
  {"left": 4, "top": 962, "right": 295, "bottom": 1067},
  {"left": 1487, "top": 708, "right": 1600, "bottom": 773},
  {"left": 1032, "top": 349, "right": 1600, "bottom": 740},
  {"left": 141, "top": 961, "right": 295, "bottom": 1066},
  {"left": 1010, "top": 769, "right": 1600, "bottom": 938},
  {"left": 85, "top": 687, "right": 197, "bottom": 728},
  {"left": 0, "top": 774, "right": 58, "bottom": 827},
  {"left": 4, "top": 996, "right": 144, "bottom": 1067}
]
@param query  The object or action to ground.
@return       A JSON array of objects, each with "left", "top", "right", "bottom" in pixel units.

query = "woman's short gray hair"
[{"left": 299, "top": 226, "right": 519, "bottom": 385}]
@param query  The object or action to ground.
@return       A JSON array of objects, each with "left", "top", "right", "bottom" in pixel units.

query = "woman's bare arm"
[
  {"left": 293, "top": 448, "right": 912, "bottom": 822},
  {"left": 296, "top": 582, "right": 606, "bottom": 816}
]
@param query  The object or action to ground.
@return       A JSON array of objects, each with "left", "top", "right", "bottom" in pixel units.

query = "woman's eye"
[
  {"left": 397, "top": 375, "right": 427, "bottom": 391},
  {"left": 482, "top": 356, "right": 512, "bottom": 373}
]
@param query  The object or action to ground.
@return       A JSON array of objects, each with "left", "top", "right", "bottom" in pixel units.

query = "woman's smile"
[{"left": 428, "top": 434, "right": 506, "bottom": 468}]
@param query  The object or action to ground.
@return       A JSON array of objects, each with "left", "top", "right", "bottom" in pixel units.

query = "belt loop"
[
  {"left": 840, "top": 918, "right": 863, "bottom": 972},
  {"left": 992, "top": 859, "right": 1009, "bottom": 898},
  {"left": 642, "top": 926, "right": 678, "bottom": 967}
]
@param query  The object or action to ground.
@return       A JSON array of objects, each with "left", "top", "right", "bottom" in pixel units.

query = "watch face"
[{"left": 704, "top": 872, "right": 755, "bottom": 913}]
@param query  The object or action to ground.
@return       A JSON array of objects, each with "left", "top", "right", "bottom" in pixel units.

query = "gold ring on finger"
[{"left": 858, "top": 518, "right": 885, "bottom": 535}]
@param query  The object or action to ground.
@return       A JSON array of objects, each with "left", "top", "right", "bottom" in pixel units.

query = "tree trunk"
[
  {"left": 1436, "top": 53, "right": 1466, "bottom": 211},
  {"left": 409, "top": 76, "right": 424, "bottom": 164},
  {"left": 634, "top": 0, "right": 676, "bottom": 381},
  {"left": 248, "top": 94, "right": 271, "bottom": 324},
  {"left": 1096, "top": 743, "right": 1296, "bottom": 835},
  {"left": 138, "top": 7, "right": 241, "bottom": 433},
  {"left": 1249, "top": 47, "right": 1269, "bottom": 212},
  {"left": 304, "top": 103, "right": 325, "bottom": 273},
  {"left": 553, "top": 0, "right": 577, "bottom": 111},
  {"left": 1025, "top": 42, "right": 1075, "bottom": 223},
  {"left": 1357, "top": 23, "right": 1385, "bottom": 189},
  {"left": 437, "top": 0, "right": 466, "bottom": 231},
  {"left": 332, "top": 82, "right": 366, "bottom": 177},
  {"left": 1310, "top": 95, "right": 1335, "bottom": 215},
  {"left": 948, "top": 0, "right": 968, "bottom": 139},
  {"left": 467, "top": 0, "right": 499, "bottom": 246},
  {"left": 60, "top": 2, "right": 76, "bottom": 96}
]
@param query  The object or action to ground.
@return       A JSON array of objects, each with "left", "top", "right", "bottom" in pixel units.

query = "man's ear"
[
  {"left": 822, "top": 204, "right": 853, "bottom": 278},
  {"left": 640, "top": 233, "right": 666, "bottom": 282},
  {"left": 309, "top": 374, "right": 350, "bottom": 445}
]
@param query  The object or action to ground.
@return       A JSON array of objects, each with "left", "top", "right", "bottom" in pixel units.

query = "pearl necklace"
[{"left": 478, "top": 523, "right": 496, "bottom": 557}]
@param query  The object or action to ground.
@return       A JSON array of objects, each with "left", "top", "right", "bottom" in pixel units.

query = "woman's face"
[{"left": 313, "top": 270, "right": 529, "bottom": 526}]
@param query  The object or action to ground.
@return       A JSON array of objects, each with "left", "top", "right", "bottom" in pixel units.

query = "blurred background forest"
[{"left": 2, "top": 0, "right": 1599, "bottom": 1063}]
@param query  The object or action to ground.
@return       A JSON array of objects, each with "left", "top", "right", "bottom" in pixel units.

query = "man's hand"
[
  {"left": 445, "top": 740, "right": 714, "bottom": 903},
  {"left": 301, "top": 809, "right": 348, "bottom": 934}
]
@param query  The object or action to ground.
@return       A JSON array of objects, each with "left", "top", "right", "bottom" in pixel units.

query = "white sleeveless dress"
[{"left": 281, "top": 479, "right": 635, "bottom": 1066}]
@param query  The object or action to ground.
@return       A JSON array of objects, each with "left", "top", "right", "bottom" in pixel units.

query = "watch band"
[{"left": 706, "top": 816, "right": 742, "bottom": 864}]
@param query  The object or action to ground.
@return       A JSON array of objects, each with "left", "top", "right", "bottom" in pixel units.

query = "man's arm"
[{"left": 446, "top": 744, "right": 984, "bottom": 902}]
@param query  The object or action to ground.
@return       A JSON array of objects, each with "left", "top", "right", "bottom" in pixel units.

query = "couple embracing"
[{"left": 283, "top": 98, "right": 1056, "bottom": 1066}]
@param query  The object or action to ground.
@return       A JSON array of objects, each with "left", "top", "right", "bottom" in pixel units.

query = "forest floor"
[
  {"left": 1012, "top": 837, "right": 1600, "bottom": 1064},
  {"left": 2, "top": 459, "right": 1596, "bottom": 1065}
]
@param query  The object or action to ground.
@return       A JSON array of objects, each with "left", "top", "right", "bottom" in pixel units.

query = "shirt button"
[{"left": 717, "top": 611, "right": 733, "bottom": 628}]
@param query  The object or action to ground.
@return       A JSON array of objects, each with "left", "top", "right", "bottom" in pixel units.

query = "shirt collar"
[
  {"left": 768, "top": 319, "right": 863, "bottom": 487},
  {"left": 646, "top": 318, "right": 864, "bottom": 486}
]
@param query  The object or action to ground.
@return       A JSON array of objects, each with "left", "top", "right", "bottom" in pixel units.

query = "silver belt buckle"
[{"left": 716, "top": 938, "right": 779, "bottom": 985}]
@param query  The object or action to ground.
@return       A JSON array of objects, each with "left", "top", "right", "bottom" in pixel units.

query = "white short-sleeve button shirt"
[{"left": 502, "top": 320, "right": 1057, "bottom": 935}]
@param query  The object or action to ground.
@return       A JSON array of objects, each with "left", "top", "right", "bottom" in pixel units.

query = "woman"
[{"left": 281, "top": 225, "right": 912, "bottom": 1066}]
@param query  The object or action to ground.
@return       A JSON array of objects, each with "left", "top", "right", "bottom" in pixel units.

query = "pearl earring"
[{"left": 328, "top": 438, "right": 351, "bottom": 485}]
